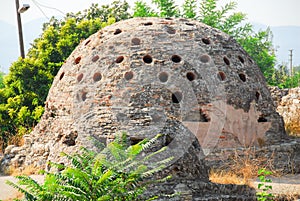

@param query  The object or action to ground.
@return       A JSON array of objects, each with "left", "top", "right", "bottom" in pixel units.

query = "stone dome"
[{"left": 24, "top": 17, "right": 285, "bottom": 167}]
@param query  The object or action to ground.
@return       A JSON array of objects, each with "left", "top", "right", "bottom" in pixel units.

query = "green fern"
[{"left": 6, "top": 133, "right": 172, "bottom": 200}]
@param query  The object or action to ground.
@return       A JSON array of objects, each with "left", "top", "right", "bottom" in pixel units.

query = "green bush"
[{"left": 6, "top": 133, "right": 172, "bottom": 201}]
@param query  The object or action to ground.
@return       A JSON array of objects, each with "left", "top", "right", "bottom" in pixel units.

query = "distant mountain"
[
  {"left": 0, "top": 20, "right": 19, "bottom": 73},
  {"left": 1, "top": 19, "right": 300, "bottom": 74},
  {"left": 271, "top": 26, "right": 300, "bottom": 66},
  {"left": 0, "top": 18, "right": 46, "bottom": 73},
  {"left": 23, "top": 18, "right": 45, "bottom": 50},
  {"left": 252, "top": 23, "right": 300, "bottom": 67}
]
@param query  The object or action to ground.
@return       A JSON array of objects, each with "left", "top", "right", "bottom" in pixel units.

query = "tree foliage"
[
  {"left": 7, "top": 133, "right": 172, "bottom": 201},
  {"left": 0, "top": 71, "right": 4, "bottom": 89},
  {"left": 133, "top": 0, "right": 277, "bottom": 86},
  {"left": 0, "top": 1, "right": 130, "bottom": 148}
]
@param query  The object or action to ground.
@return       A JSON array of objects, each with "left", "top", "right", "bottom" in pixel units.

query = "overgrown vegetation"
[{"left": 6, "top": 133, "right": 173, "bottom": 200}]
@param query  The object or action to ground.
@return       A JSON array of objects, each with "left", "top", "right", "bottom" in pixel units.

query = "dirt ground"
[{"left": 0, "top": 174, "right": 299, "bottom": 200}]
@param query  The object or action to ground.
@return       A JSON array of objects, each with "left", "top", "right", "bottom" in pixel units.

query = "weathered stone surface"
[{"left": 276, "top": 87, "right": 300, "bottom": 135}]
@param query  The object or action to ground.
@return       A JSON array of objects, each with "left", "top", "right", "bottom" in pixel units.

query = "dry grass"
[
  {"left": 7, "top": 134, "right": 24, "bottom": 147},
  {"left": 209, "top": 169, "right": 248, "bottom": 185},
  {"left": 274, "top": 193, "right": 300, "bottom": 201},
  {"left": 5, "top": 164, "right": 41, "bottom": 176},
  {"left": 0, "top": 138, "right": 3, "bottom": 154},
  {"left": 0, "top": 134, "right": 25, "bottom": 155},
  {"left": 209, "top": 147, "right": 279, "bottom": 185},
  {"left": 285, "top": 119, "right": 300, "bottom": 137},
  {"left": 3, "top": 191, "right": 24, "bottom": 201}
]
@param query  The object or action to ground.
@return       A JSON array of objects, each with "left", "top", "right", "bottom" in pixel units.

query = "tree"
[
  {"left": 0, "top": 71, "right": 4, "bottom": 89},
  {"left": 182, "top": 0, "right": 197, "bottom": 19},
  {"left": 133, "top": 1, "right": 158, "bottom": 17},
  {"left": 152, "top": 0, "right": 180, "bottom": 17},
  {"left": 238, "top": 29, "right": 276, "bottom": 84},
  {"left": 133, "top": 0, "right": 277, "bottom": 85},
  {"left": 0, "top": 1, "right": 130, "bottom": 148}
]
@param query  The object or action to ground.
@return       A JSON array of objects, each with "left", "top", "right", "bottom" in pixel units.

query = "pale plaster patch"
[{"left": 183, "top": 101, "right": 271, "bottom": 152}]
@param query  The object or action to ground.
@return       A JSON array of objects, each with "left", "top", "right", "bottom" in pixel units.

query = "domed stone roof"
[
  {"left": 22, "top": 17, "right": 285, "bottom": 168},
  {"left": 2, "top": 17, "right": 291, "bottom": 199}
]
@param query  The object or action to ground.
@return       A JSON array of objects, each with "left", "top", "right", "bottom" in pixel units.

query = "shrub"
[{"left": 6, "top": 133, "right": 172, "bottom": 201}]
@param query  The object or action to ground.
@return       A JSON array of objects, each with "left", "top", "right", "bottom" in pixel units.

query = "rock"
[
  {"left": 4, "top": 145, "right": 16, "bottom": 155},
  {"left": 276, "top": 87, "right": 300, "bottom": 135}
]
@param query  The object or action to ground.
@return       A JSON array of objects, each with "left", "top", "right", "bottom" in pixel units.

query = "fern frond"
[
  {"left": 142, "top": 134, "right": 163, "bottom": 150},
  {"left": 142, "top": 164, "right": 167, "bottom": 178},
  {"left": 15, "top": 175, "right": 43, "bottom": 193},
  {"left": 6, "top": 179, "right": 37, "bottom": 201},
  {"left": 96, "top": 169, "right": 113, "bottom": 186},
  {"left": 143, "top": 146, "right": 167, "bottom": 161}
]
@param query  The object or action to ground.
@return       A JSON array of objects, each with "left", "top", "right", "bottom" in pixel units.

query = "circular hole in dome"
[
  {"left": 223, "top": 56, "right": 230, "bottom": 65},
  {"left": 74, "top": 56, "right": 81, "bottom": 64},
  {"left": 116, "top": 56, "right": 124, "bottom": 64},
  {"left": 93, "top": 72, "right": 102, "bottom": 82},
  {"left": 114, "top": 28, "right": 122, "bottom": 35},
  {"left": 59, "top": 72, "right": 65, "bottom": 80},
  {"left": 256, "top": 91, "right": 260, "bottom": 101},
  {"left": 82, "top": 92, "right": 87, "bottom": 101},
  {"left": 77, "top": 73, "right": 83, "bottom": 82},
  {"left": 218, "top": 71, "right": 226, "bottom": 81},
  {"left": 124, "top": 71, "right": 134, "bottom": 80},
  {"left": 131, "top": 38, "right": 141, "bottom": 45},
  {"left": 165, "top": 17, "right": 173, "bottom": 20},
  {"left": 143, "top": 55, "right": 153, "bottom": 64},
  {"left": 238, "top": 55, "right": 245, "bottom": 64},
  {"left": 92, "top": 55, "right": 99, "bottom": 62},
  {"left": 144, "top": 22, "right": 153, "bottom": 26},
  {"left": 171, "top": 55, "right": 181, "bottom": 63},
  {"left": 167, "top": 27, "right": 176, "bottom": 34},
  {"left": 248, "top": 58, "right": 253, "bottom": 64},
  {"left": 164, "top": 134, "right": 173, "bottom": 146},
  {"left": 258, "top": 116, "right": 267, "bottom": 122},
  {"left": 159, "top": 72, "right": 169, "bottom": 83},
  {"left": 238, "top": 73, "right": 246, "bottom": 82},
  {"left": 172, "top": 91, "right": 182, "bottom": 103},
  {"left": 186, "top": 22, "right": 195, "bottom": 26},
  {"left": 202, "top": 38, "right": 211, "bottom": 45},
  {"left": 186, "top": 72, "right": 196, "bottom": 81},
  {"left": 84, "top": 39, "right": 91, "bottom": 46},
  {"left": 200, "top": 55, "right": 210, "bottom": 63}
]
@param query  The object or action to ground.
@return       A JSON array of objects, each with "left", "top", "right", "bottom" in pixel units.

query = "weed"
[{"left": 256, "top": 168, "right": 274, "bottom": 201}]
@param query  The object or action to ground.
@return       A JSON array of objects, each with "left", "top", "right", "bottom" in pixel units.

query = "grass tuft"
[
  {"left": 5, "top": 165, "right": 41, "bottom": 176},
  {"left": 209, "top": 147, "right": 279, "bottom": 185}
]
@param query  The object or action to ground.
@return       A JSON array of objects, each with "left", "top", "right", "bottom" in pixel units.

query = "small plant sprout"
[{"left": 256, "top": 168, "right": 274, "bottom": 201}]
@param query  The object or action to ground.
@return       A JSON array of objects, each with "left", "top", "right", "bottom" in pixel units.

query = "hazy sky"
[{"left": 1, "top": 0, "right": 300, "bottom": 26}]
